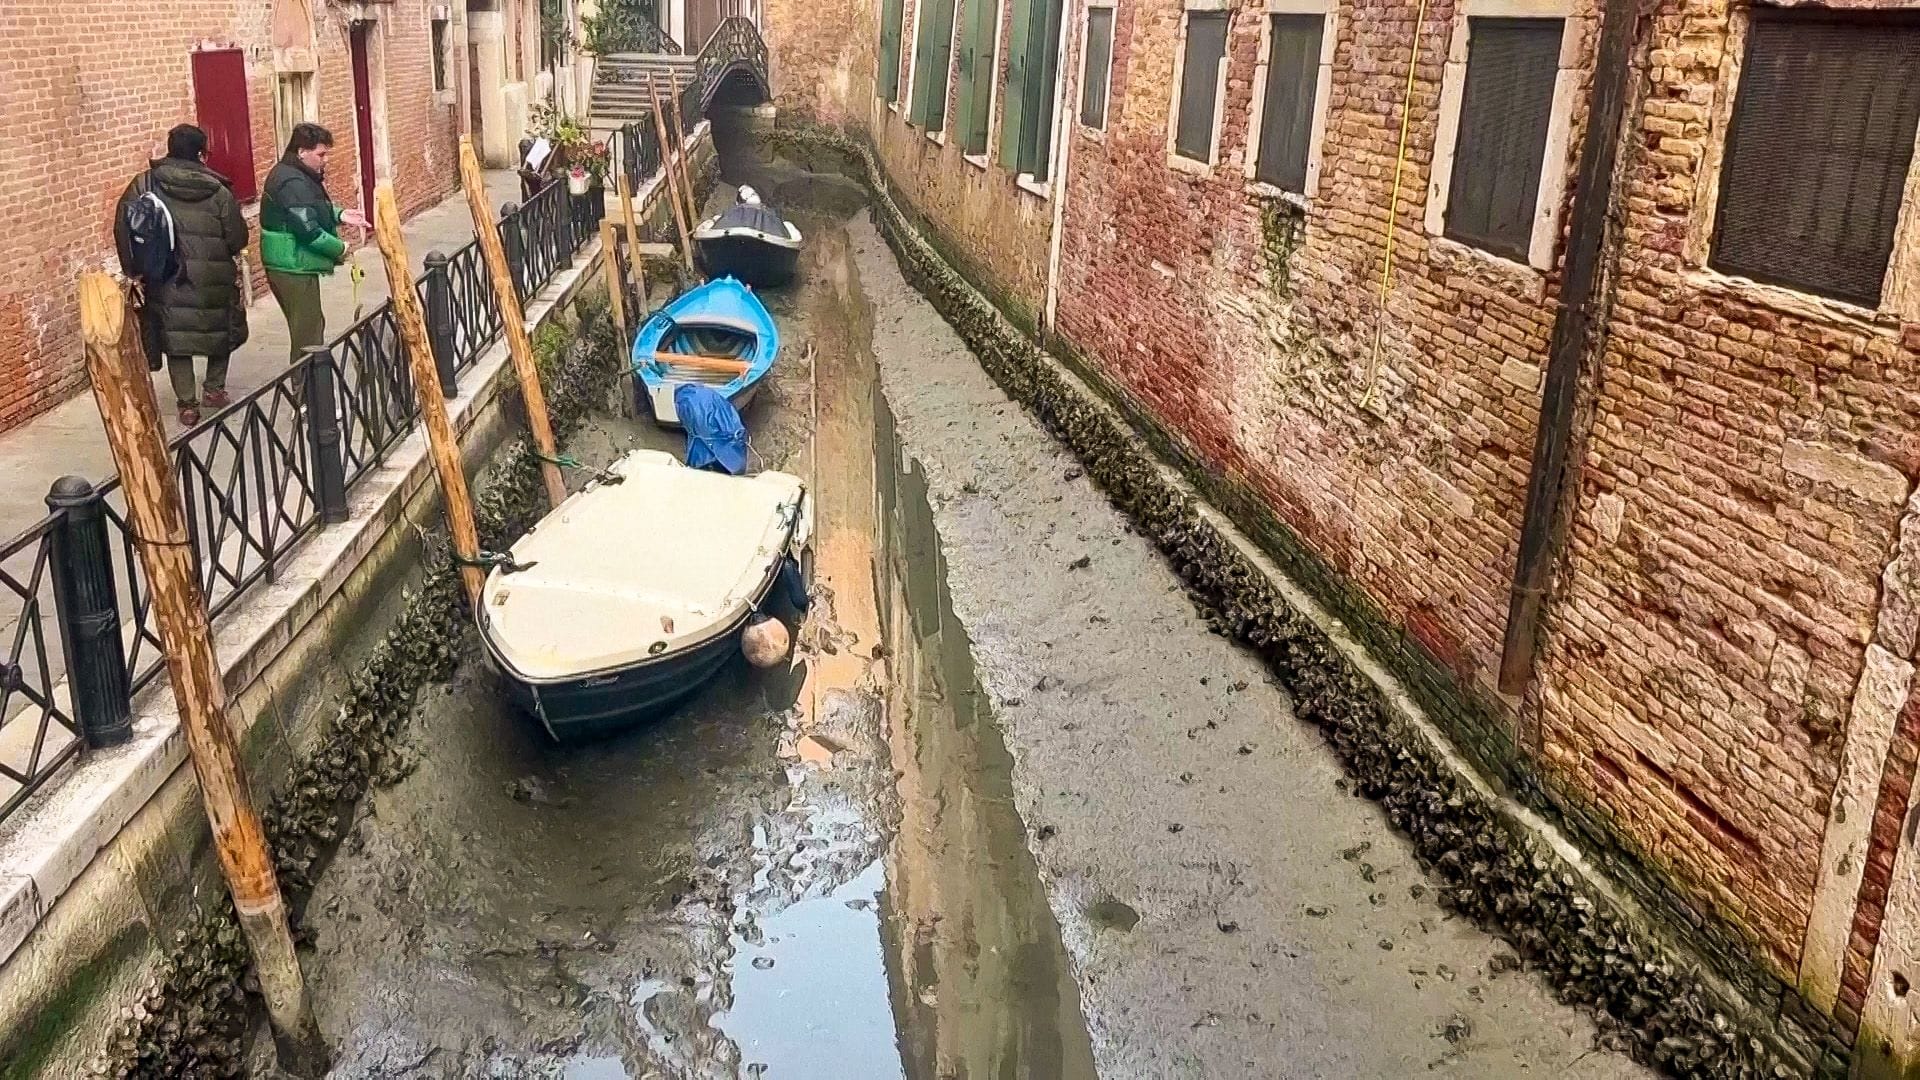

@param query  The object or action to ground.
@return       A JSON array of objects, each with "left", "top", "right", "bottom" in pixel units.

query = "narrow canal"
[{"left": 291, "top": 114, "right": 1650, "bottom": 1078}]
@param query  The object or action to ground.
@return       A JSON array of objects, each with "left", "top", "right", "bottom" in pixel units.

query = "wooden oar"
[{"left": 653, "top": 350, "right": 751, "bottom": 375}]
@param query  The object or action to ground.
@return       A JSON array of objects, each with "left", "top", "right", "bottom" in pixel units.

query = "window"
[
  {"left": 910, "top": 0, "right": 959, "bottom": 131},
  {"left": 191, "top": 48, "right": 259, "bottom": 201},
  {"left": 1252, "top": 12, "right": 1326, "bottom": 193},
  {"left": 1080, "top": 6, "right": 1114, "bottom": 131},
  {"left": 432, "top": 18, "right": 450, "bottom": 92},
  {"left": 1711, "top": 10, "right": 1920, "bottom": 308},
  {"left": 955, "top": 0, "right": 1002, "bottom": 154},
  {"left": 879, "top": 0, "right": 907, "bottom": 104},
  {"left": 1441, "top": 18, "right": 1560, "bottom": 261},
  {"left": 1002, "top": 0, "right": 1066, "bottom": 180},
  {"left": 273, "top": 72, "right": 316, "bottom": 150},
  {"left": 1171, "top": 9, "right": 1228, "bottom": 164}
]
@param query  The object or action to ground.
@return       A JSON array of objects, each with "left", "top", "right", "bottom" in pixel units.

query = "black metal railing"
[
  {"left": 689, "top": 17, "right": 770, "bottom": 114},
  {"left": 608, "top": 120, "right": 662, "bottom": 200},
  {"left": 0, "top": 184, "right": 606, "bottom": 820}
]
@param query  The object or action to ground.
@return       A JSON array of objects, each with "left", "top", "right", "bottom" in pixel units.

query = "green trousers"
[
  {"left": 165, "top": 353, "right": 229, "bottom": 406},
  {"left": 266, "top": 270, "right": 326, "bottom": 364}
]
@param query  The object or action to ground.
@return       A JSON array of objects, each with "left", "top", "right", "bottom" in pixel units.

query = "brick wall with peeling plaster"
[
  {"left": 0, "top": 0, "right": 458, "bottom": 434},
  {"left": 770, "top": 0, "right": 1920, "bottom": 1063}
]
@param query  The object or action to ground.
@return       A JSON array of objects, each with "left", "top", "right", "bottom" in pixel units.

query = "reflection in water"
[{"left": 873, "top": 387, "right": 1101, "bottom": 1080}]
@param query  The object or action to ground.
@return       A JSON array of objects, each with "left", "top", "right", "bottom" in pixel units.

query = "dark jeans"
[
  {"left": 266, "top": 270, "right": 326, "bottom": 363},
  {"left": 166, "top": 353, "right": 229, "bottom": 406}
]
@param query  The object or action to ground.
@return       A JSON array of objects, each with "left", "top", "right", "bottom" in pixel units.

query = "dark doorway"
[{"left": 349, "top": 21, "right": 379, "bottom": 219}]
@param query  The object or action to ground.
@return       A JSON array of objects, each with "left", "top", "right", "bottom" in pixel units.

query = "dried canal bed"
[{"left": 292, "top": 143, "right": 1648, "bottom": 1078}]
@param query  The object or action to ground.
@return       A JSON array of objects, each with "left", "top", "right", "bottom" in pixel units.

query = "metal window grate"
[
  {"left": 1445, "top": 18, "right": 1561, "bottom": 261},
  {"left": 1081, "top": 8, "right": 1115, "bottom": 131},
  {"left": 1712, "top": 10, "right": 1920, "bottom": 308},
  {"left": 1255, "top": 13, "right": 1323, "bottom": 193},
  {"left": 1175, "top": 11, "right": 1228, "bottom": 162}
]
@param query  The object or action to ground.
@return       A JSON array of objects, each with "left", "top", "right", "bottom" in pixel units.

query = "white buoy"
[{"left": 741, "top": 614, "right": 791, "bottom": 668}]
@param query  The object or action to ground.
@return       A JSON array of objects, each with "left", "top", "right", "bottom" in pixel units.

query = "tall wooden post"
[
  {"left": 617, "top": 170, "right": 647, "bottom": 308},
  {"left": 661, "top": 73, "right": 702, "bottom": 233},
  {"left": 370, "top": 187, "right": 488, "bottom": 608},
  {"left": 76, "top": 274, "right": 330, "bottom": 1079},
  {"left": 647, "top": 75, "right": 698, "bottom": 274},
  {"left": 599, "top": 219, "right": 628, "bottom": 336},
  {"left": 456, "top": 137, "right": 569, "bottom": 512}
]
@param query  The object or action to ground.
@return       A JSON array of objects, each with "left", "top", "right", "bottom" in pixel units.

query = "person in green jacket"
[{"left": 260, "top": 123, "right": 368, "bottom": 363}]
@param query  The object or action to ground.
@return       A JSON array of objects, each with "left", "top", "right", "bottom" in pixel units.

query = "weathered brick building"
[
  {"left": 764, "top": 0, "right": 1920, "bottom": 1068},
  {"left": 0, "top": 0, "right": 556, "bottom": 432}
]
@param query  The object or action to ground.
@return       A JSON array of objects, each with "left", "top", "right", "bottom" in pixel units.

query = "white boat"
[{"left": 477, "top": 449, "right": 811, "bottom": 740}]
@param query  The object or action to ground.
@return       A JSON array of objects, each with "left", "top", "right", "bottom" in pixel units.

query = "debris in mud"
[
  {"left": 1359, "top": 863, "right": 1378, "bottom": 883},
  {"left": 1217, "top": 920, "right": 1241, "bottom": 934},
  {"left": 504, "top": 776, "right": 575, "bottom": 807},
  {"left": 1305, "top": 905, "right": 1331, "bottom": 918},
  {"left": 1378, "top": 938, "right": 1395, "bottom": 951},
  {"left": 1440, "top": 1015, "right": 1473, "bottom": 1043},
  {"left": 1064, "top": 466, "right": 1084, "bottom": 481},
  {"left": 1067, "top": 555, "right": 1092, "bottom": 570},
  {"left": 1089, "top": 898, "right": 1141, "bottom": 931},
  {"left": 1036, "top": 824, "right": 1058, "bottom": 841},
  {"left": 1168, "top": 822, "right": 1185, "bottom": 833},
  {"left": 1178, "top": 771, "right": 1195, "bottom": 784},
  {"left": 1339, "top": 842, "right": 1372, "bottom": 862},
  {"left": 1410, "top": 884, "right": 1428, "bottom": 900},
  {"left": 1237, "top": 743, "right": 1256, "bottom": 755},
  {"left": 1489, "top": 953, "right": 1523, "bottom": 975},
  {"left": 752, "top": 956, "right": 776, "bottom": 970},
  {"left": 796, "top": 733, "right": 845, "bottom": 767}
]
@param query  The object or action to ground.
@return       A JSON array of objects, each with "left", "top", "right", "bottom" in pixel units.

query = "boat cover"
[
  {"left": 694, "top": 201, "right": 802, "bottom": 249},
  {"left": 677, "top": 384, "right": 749, "bottom": 475},
  {"left": 480, "top": 451, "right": 809, "bottom": 681}
]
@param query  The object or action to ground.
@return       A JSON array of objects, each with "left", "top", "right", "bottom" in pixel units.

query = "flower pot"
[{"left": 567, "top": 171, "right": 591, "bottom": 196}]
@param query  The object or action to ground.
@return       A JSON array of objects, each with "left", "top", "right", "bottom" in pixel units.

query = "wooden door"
[
  {"left": 349, "top": 22, "right": 378, "bottom": 218},
  {"left": 190, "top": 49, "right": 259, "bottom": 201}
]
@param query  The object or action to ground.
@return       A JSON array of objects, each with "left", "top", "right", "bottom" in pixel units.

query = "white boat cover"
[{"left": 480, "top": 450, "right": 809, "bottom": 681}]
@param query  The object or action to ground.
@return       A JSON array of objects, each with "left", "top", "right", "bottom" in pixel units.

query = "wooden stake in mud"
[
  {"left": 599, "top": 219, "right": 628, "bottom": 336},
  {"left": 617, "top": 170, "right": 647, "bottom": 310},
  {"left": 76, "top": 273, "right": 330, "bottom": 1079},
  {"left": 661, "top": 73, "right": 702, "bottom": 234},
  {"left": 456, "top": 136, "right": 569, "bottom": 512},
  {"left": 371, "top": 185, "right": 488, "bottom": 608},
  {"left": 647, "top": 74, "right": 698, "bottom": 274}
]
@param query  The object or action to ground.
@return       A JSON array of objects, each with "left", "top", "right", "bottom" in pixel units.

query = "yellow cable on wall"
[{"left": 1360, "top": 0, "right": 1431, "bottom": 411}]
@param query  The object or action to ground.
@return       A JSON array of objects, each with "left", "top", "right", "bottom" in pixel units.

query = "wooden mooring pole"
[
  {"left": 370, "top": 185, "right": 487, "bottom": 609},
  {"left": 648, "top": 74, "right": 699, "bottom": 275},
  {"left": 661, "top": 72, "right": 702, "bottom": 235},
  {"left": 76, "top": 273, "right": 329, "bottom": 1078},
  {"left": 457, "top": 136, "right": 569, "bottom": 512},
  {"left": 599, "top": 219, "right": 628, "bottom": 336},
  {"left": 617, "top": 170, "right": 647, "bottom": 310}
]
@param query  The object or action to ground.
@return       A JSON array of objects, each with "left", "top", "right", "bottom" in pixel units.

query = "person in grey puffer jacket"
[{"left": 114, "top": 124, "right": 249, "bottom": 426}]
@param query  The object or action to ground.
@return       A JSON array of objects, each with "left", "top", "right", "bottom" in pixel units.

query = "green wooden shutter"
[
  {"left": 879, "top": 0, "right": 905, "bottom": 103},
  {"left": 1023, "top": 0, "right": 1064, "bottom": 176},
  {"left": 1001, "top": 0, "right": 1033, "bottom": 168},
  {"left": 956, "top": 0, "right": 997, "bottom": 152},
  {"left": 926, "top": 0, "right": 957, "bottom": 131}
]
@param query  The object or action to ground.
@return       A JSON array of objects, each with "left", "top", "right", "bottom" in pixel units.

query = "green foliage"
[{"left": 581, "top": 0, "right": 671, "bottom": 55}]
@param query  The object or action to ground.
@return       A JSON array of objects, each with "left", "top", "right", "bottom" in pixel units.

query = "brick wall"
[{"left": 0, "top": 0, "right": 458, "bottom": 433}]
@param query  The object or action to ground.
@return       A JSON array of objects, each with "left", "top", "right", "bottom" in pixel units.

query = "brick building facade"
[
  {"left": 764, "top": 0, "right": 1920, "bottom": 1067},
  {"left": 0, "top": 0, "right": 467, "bottom": 433}
]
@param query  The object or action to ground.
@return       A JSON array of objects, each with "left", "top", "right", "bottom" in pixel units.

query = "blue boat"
[{"left": 631, "top": 277, "right": 778, "bottom": 427}]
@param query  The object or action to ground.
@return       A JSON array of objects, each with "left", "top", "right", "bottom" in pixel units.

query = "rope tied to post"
[
  {"left": 531, "top": 450, "right": 625, "bottom": 486},
  {"left": 452, "top": 549, "right": 540, "bottom": 574}
]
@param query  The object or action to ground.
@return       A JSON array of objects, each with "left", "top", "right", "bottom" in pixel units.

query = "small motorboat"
[
  {"left": 633, "top": 276, "right": 778, "bottom": 427},
  {"left": 693, "top": 186, "right": 802, "bottom": 288},
  {"left": 477, "top": 450, "right": 811, "bottom": 741}
]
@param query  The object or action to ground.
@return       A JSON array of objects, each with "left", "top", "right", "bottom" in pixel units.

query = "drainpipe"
[
  {"left": 1496, "top": 0, "right": 1654, "bottom": 696},
  {"left": 1042, "top": 0, "right": 1082, "bottom": 339}
]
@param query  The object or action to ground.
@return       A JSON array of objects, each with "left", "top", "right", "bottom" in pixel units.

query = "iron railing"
[
  {"left": 689, "top": 17, "right": 770, "bottom": 115},
  {"left": 0, "top": 185, "right": 606, "bottom": 820}
]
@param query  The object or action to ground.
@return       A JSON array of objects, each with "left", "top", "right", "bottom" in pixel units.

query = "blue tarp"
[{"left": 677, "top": 384, "right": 749, "bottom": 475}]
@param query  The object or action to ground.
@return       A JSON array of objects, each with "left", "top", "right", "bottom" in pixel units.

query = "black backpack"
[{"left": 122, "top": 173, "right": 180, "bottom": 285}]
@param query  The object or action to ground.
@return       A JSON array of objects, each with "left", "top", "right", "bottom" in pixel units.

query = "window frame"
[
  {"left": 1244, "top": 0, "right": 1336, "bottom": 200},
  {"left": 1423, "top": 0, "right": 1581, "bottom": 273},
  {"left": 1166, "top": 0, "right": 1232, "bottom": 174},
  {"left": 1687, "top": 6, "right": 1920, "bottom": 321},
  {"left": 1078, "top": 1, "right": 1117, "bottom": 137}
]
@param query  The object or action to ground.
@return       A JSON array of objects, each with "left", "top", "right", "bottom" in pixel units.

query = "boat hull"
[
  {"left": 483, "top": 564, "right": 784, "bottom": 741},
  {"left": 695, "top": 235, "right": 800, "bottom": 289},
  {"left": 641, "top": 372, "right": 765, "bottom": 428},
  {"left": 632, "top": 276, "right": 779, "bottom": 427}
]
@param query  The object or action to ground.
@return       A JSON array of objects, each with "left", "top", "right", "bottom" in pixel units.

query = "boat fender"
[{"left": 741, "top": 613, "right": 791, "bottom": 668}]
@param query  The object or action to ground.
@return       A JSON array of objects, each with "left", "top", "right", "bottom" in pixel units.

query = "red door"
[
  {"left": 190, "top": 49, "right": 259, "bottom": 201},
  {"left": 349, "top": 22, "right": 377, "bottom": 218}
]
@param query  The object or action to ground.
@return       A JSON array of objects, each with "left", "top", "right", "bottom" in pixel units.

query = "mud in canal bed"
[{"left": 291, "top": 131, "right": 1647, "bottom": 1079}]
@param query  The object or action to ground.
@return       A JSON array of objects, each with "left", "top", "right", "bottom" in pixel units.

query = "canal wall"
[
  {"left": 770, "top": 122, "right": 1839, "bottom": 1078},
  {"left": 0, "top": 130, "right": 716, "bottom": 1078}
]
